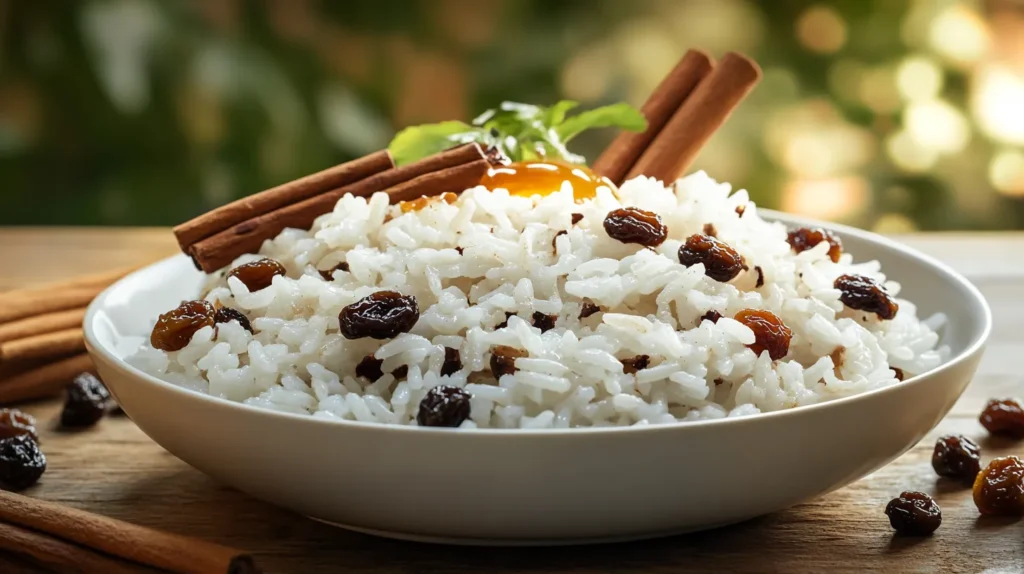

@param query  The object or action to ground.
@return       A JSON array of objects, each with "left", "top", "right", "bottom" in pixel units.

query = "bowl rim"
[{"left": 84, "top": 209, "right": 992, "bottom": 437}]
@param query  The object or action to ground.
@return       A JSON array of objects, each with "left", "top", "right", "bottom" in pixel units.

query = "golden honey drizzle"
[
  {"left": 479, "top": 161, "right": 611, "bottom": 201},
  {"left": 399, "top": 191, "right": 459, "bottom": 213}
]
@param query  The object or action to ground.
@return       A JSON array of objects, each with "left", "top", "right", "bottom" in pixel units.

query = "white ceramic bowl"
[{"left": 84, "top": 211, "right": 991, "bottom": 545}]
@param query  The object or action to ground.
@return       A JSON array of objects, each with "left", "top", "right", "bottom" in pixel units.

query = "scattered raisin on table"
[
  {"left": 0, "top": 435, "right": 46, "bottom": 491},
  {"left": 754, "top": 266, "right": 764, "bottom": 288},
  {"left": 734, "top": 309, "right": 792, "bottom": 361},
  {"left": 441, "top": 347, "right": 462, "bottom": 377},
  {"left": 532, "top": 311, "right": 557, "bottom": 333},
  {"left": 391, "top": 365, "right": 408, "bottom": 380},
  {"left": 150, "top": 300, "right": 216, "bottom": 351},
  {"left": 60, "top": 373, "right": 112, "bottom": 428},
  {"left": 834, "top": 274, "right": 899, "bottom": 320},
  {"left": 495, "top": 312, "right": 516, "bottom": 329},
  {"left": 416, "top": 385, "right": 471, "bottom": 427},
  {"left": 214, "top": 307, "right": 253, "bottom": 334},
  {"left": 339, "top": 291, "right": 419, "bottom": 340},
  {"left": 622, "top": 355, "right": 650, "bottom": 374},
  {"left": 603, "top": 207, "right": 668, "bottom": 247},
  {"left": 787, "top": 227, "right": 843, "bottom": 263},
  {"left": 318, "top": 262, "right": 349, "bottom": 281},
  {"left": 227, "top": 258, "right": 287, "bottom": 292},
  {"left": 571, "top": 213, "right": 584, "bottom": 225},
  {"left": 700, "top": 310, "right": 723, "bottom": 324},
  {"left": 979, "top": 398, "right": 1024, "bottom": 438},
  {"left": 931, "top": 435, "right": 981, "bottom": 483},
  {"left": 0, "top": 409, "right": 37, "bottom": 441},
  {"left": 973, "top": 456, "right": 1024, "bottom": 515},
  {"left": 490, "top": 345, "right": 527, "bottom": 379},
  {"left": 579, "top": 301, "right": 601, "bottom": 319},
  {"left": 355, "top": 356, "right": 384, "bottom": 382},
  {"left": 702, "top": 223, "right": 717, "bottom": 238},
  {"left": 678, "top": 234, "right": 747, "bottom": 282},
  {"left": 885, "top": 491, "right": 941, "bottom": 535}
]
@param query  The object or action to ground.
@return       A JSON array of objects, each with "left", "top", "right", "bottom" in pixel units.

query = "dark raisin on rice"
[
  {"left": 495, "top": 312, "right": 516, "bottom": 329},
  {"left": 734, "top": 309, "right": 792, "bottom": 361},
  {"left": 150, "top": 299, "right": 216, "bottom": 352},
  {"left": 339, "top": 291, "right": 419, "bottom": 340},
  {"left": 0, "top": 435, "right": 46, "bottom": 491},
  {"left": 0, "top": 409, "right": 37, "bottom": 441},
  {"left": 979, "top": 398, "right": 1024, "bottom": 438},
  {"left": 603, "top": 207, "right": 668, "bottom": 247},
  {"left": 735, "top": 205, "right": 746, "bottom": 217},
  {"left": 490, "top": 345, "right": 527, "bottom": 379},
  {"left": 786, "top": 227, "right": 843, "bottom": 263},
  {"left": 441, "top": 347, "right": 462, "bottom": 376},
  {"left": 754, "top": 266, "right": 764, "bottom": 288},
  {"left": 714, "top": 378, "right": 725, "bottom": 386},
  {"left": 455, "top": 247, "right": 464, "bottom": 255},
  {"left": 579, "top": 300, "right": 601, "bottom": 319},
  {"left": 214, "top": 307, "right": 253, "bottom": 333},
  {"left": 931, "top": 435, "right": 981, "bottom": 483},
  {"left": 702, "top": 223, "right": 717, "bottom": 238},
  {"left": 973, "top": 456, "right": 1024, "bottom": 515},
  {"left": 355, "top": 356, "right": 384, "bottom": 382},
  {"left": 678, "top": 234, "right": 747, "bottom": 283},
  {"left": 552, "top": 230, "right": 567, "bottom": 250},
  {"left": 416, "top": 385, "right": 472, "bottom": 427},
  {"left": 700, "top": 310, "right": 723, "bottom": 324},
  {"left": 60, "top": 373, "right": 112, "bottom": 428},
  {"left": 391, "top": 365, "right": 408, "bottom": 380},
  {"left": 893, "top": 367, "right": 906, "bottom": 381},
  {"left": 622, "top": 355, "right": 650, "bottom": 375},
  {"left": 885, "top": 491, "right": 941, "bottom": 535},
  {"left": 227, "top": 258, "right": 287, "bottom": 292},
  {"left": 571, "top": 213, "right": 584, "bottom": 225},
  {"left": 531, "top": 311, "right": 557, "bottom": 333},
  {"left": 318, "top": 262, "right": 350, "bottom": 280},
  {"left": 833, "top": 274, "right": 899, "bottom": 320}
]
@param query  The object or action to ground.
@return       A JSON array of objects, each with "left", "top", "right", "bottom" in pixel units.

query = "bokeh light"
[
  {"left": 796, "top": 5, "right": 848, "bottom": 54},
  {"left": 896, "top": 56, "right": 944, "bottom": 102},
  {"left": 972, "top": 65, "right": 1024, "bottom": 146},
  {"left": 989, "top": 149, "right": 1024, "bottom": 196},
  {"left": 928, "top": 4, "right": 991, "bottom": 66},
  {"left": 904, "top": 99, "right": 971, "bottom": 154}
]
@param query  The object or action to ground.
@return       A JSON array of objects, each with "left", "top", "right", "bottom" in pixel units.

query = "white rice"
[{"left": 128, "top": 172, "right": 949, "bottom": 428}]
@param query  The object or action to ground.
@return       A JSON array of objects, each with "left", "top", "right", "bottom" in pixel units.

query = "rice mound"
[{"left": 128, "top": 172, "right": 948, "bottom": 428}]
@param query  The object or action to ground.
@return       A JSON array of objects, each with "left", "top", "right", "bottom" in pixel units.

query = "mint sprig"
[{"left": 388, "top": 100, "right": 647, "bottom": 166}]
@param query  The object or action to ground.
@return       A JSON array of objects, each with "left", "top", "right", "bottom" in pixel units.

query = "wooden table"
[{"left": 1, "top": 227, "right": 1022, "bottom": 573}]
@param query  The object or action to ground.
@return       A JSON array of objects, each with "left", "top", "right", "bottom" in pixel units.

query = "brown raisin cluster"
[
  {"left": 678, "top": 234, "right": 747, "bottom": 283},
  {"left": 60, "top": 373, "right": 112, "bottom": 428},
  {"left": 339, "top": 291, "right": 419, "bottom": 340},
  {"left": 787, "top": 227, "right": 843, "bottom": 263},
  {"left": 151, "top": 300, "right": 216, "bottom": 351},
  {"left": 834, "top": 274, "right": 899, "bottom": 320},
  {"left": 228, "top": 258, "right": 287, "bottom": 292},
  {"left": 603, "top": 207, "right": 668, "bottom": 247},
  {"left": 734, "top": 309, "right": 791, "bottom": 361}
]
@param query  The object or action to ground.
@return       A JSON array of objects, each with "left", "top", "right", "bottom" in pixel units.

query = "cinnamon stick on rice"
[
  {"left": 189, "top": 142, "right": 489, "bottom": 273},
  {"left": 174, "top": 149, "right": 394, "bottom": 251},
  {"left": 592, "top": 49, "right": 714, "bottom": 186},
  {"left": 0, "top": 490, "right": 260, "bottom": 574},
  {"left": 625, "top": 52, "right": 761, "bottom": 183}
]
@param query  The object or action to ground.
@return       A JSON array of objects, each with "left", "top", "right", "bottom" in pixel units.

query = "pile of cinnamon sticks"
[
  {"left": 0, "top": 267, "right": 135, "bottom": 404},
  {"left": 0, "top": 490, "right": 260, "bottom": 573},
  {"left": 176, "top": 143, "right": 491, "bottom": 273}
]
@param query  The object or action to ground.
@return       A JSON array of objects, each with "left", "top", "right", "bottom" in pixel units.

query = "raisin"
[
  {"left": 355, "top": 356, "right": 384, "bottom": 382},
  {"left": 603, "top": 207, "right": 668, "bottom": 247},
  {"left": 0, "top": 409, "right": 37, "bottom": 441},
  {"left": 734, "top": 309, "right": 792, "bottom": 361},
  {"left": 214, "top": 307, "right": 253, "bottom": 333},
  {"left": 60, "top": 373, "right": 111, "bottom": 428},
  {"left": 571, "top": 213, "right": 584, "bottom": 225},
  {"left": 735, "top": 205, "right": 746, "bottom": 217},
  {"left": 980, "top": 398, "right": 1024, "bottom": 438},
  {"left": 678, "top": 234, "right": 747, "bottom": 282},
  {"left": 552, "top": 230, "right": 567, "bottom": 250},
  {"left": 885, "top": 491, "right": 941, "bottom": 535},
  {"left": 754, "top": 266, "right": 764, "bottom": 288},
  {"left": 490, "top": 345, "right": 527, "bottom": 379},
  {"left": 700, "top": 310, "right": 723, "bottom": 324},
  {"left": 318, "top": 262, "right": 349, "bottom": 280},
  {"left": 932, "top": 435, "right": 981, "bottom": 483},
  {"left": 441, "top": 347, "right": 462, "bottom": 377},
  {"left": 622, "top": 355, "right": 650, "bottom": 374},
  {"left": 150, "top": 300, "right": 215, "bottom": 351},
  {"left": 787, "top": 227, "right": 843, "bottom": 263},
  {"left": 455, "top": 247, "right": 465, "bottom": 255},
  {"left": 973, "top": 456, "right": 1024, "bottom": 515},
  {"left": 227, "top": 258, "right": 287, "bottom": 292},
  {"left": 416, "top": 385, "right": 471, "bottom": 427},
  {"left": 339, "top": 291, "right": 419, "bottom": 340},
  {"left": 579, "top": 300, "right": 601, "bottom": 319},
  {"left": 834, "top": 274, "right": 899, "bottom": 320},
  {"left": 532, "top": 311, "right": 557, "bottom": 333},
  {"left": 714, "top": 378, "right": 724, "bottom": 385},
  {"left": 391, "top": 365, "right": 409, "bottom": 380},
  {"left": 702, "top": 223, "right": 717, "bottom": 237},
  {"left": 893, "top": 367, "right": 905, "bottom": 381},
  {"left": 495, "top": 312, "right": 516, "bottom": 329},
  {"left": 0, "top": 435, "right": 46, "bottom": 491}
]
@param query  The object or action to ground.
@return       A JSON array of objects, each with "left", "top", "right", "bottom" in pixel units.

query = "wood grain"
[{"left": 2, "top": 227, "right": 1023, "bottom": 573}]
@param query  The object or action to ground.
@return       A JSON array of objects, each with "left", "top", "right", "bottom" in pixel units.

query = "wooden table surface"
[{"left": 1, "top": 227, "right": 1022, "bottom": 574}]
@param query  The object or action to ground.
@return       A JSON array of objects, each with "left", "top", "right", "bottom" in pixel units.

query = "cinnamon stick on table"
[
  {"left": 188, "top": 142, "right": 489, "bottom": 273},
  {"left": 0, "top": 327, "right": 85, "bottom": 364},
  {"left": 0, "top": 490, "right": 260, "bottom": 574},
  {"left": 0, "top": 353, "right": 95, "bottom": 404},
  {"left": 592, "top": 49, "right": 714, "bottom": 186},
  {"left": 0, "top": 522, "right": 156, "bottom": 574},
  {"left": 0, "top": 307, "right": 87, "bottom": 344}
]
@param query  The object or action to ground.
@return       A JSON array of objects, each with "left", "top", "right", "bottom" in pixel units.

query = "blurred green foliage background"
[{"left": 1, "top": 0, "right": 1023, "bottom": 231}]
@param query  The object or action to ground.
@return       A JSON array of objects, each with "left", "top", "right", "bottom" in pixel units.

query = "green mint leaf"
[
  {"left": 555, "top": 103, "right": 647, "bottom": 143},
  {"left": 388, "top": 121, "right": 480, "bottom": 165},
  {"left": 542, "top": 100, "right": 579, "bottom": 127}
]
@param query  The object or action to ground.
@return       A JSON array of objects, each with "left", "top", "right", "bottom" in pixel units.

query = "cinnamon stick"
[
  {"left": 0, "top": 286, "right": 104, "bottom": 325},
  {"left": 2, "top": 265, "right": 138, "bottom": 299},
  {"left": 625, "top": 52, "right": 761, "bottom": 184},
  {"left": 383, "top": 159, "right": 490, "bottom": 204},
  {"left": 0, "top": 522, "right": 158, "bottom": 574},
  {"left": 592, "top": 49, "right": 714, "bottom": 186},
  {"left": 174, "top": 149, "right": 394, "bottom": 251},
  {"left": 0, "top": 354, "right": 95, "bottom": 404},
  {"left": 189, "top": 143, "right": 487, "bottom": 273},
  {"left": 0, "top": 328, "right": 85, "bottom": 364},
  {"left": 0, "top": 490, "right": 259, "bottom": 574},
  {"left": 0, "top": 308, "right": 86, "bottom": 344}
]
